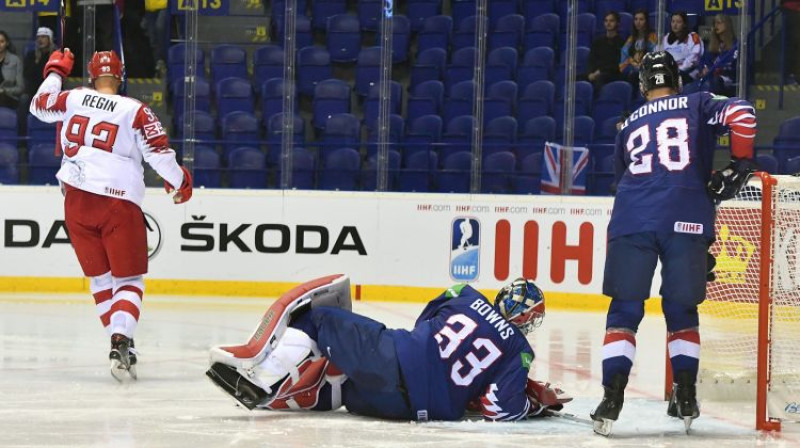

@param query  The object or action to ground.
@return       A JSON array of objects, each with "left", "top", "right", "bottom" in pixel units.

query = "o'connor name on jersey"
[{"left": 622, "top": 96, "right": 689, "bottom": 129}]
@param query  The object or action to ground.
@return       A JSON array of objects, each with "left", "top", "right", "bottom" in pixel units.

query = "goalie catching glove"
[
  {"left": 707, "top": 158, "right": 758, "bottom": 201},
  {"left": 526, "top": 380, "right": 573, "bottom": 417},
  {"left": 164, "top": 166, "right": 193, "bottom": 204}
]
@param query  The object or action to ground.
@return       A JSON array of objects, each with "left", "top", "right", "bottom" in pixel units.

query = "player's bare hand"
[{"left": 43, "top": 48, "right": 75, "bottom": 79}]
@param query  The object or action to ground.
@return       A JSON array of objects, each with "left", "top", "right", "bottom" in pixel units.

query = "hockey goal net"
[{"left": 698, "top": 172, "right": 800, "bottom": 431}]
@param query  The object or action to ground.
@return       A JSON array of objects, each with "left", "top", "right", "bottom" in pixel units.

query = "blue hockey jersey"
[
  {"left": 391, "top": 285, "right": 534, "bottom": 421},
  {"left": 609, "top": 91, "right": 756, "bottom": 240}
]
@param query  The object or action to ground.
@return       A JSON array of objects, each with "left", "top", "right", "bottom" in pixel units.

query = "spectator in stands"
[
  {"left": 24, "top": 28, "right": 56, "bottom": 100},
  {"left": 0, "top": 30, "right": 24, "bottom": 109},
  {"left": 143, "top": 0, "right": 169, "bottom": 75},
  {"left": 584, "top": 11, "right": 625, "bottom": 91},
  {"left": 695, "top": 14, "right": 738, "bottom": 97},
  {"left": 662, "top": 11, "right": 704, "bottom": 85},
  {"left": 783, "top": 0, "right": 800, "bottom": 84},
  {"left": 619, "top": 9, "right": 657, "bottom": 88}
]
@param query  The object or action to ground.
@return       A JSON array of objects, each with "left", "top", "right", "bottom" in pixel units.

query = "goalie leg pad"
[
  {"left": 259, "top": 358, "right": 347, "bottom": 411},
  {"left": 209, "top": 274, "right": 351, "bottom": 369}
]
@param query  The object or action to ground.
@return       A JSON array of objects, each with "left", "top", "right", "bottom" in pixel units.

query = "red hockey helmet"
[{"left": 88, "top": 51, "right": 123, "bottom": 81}]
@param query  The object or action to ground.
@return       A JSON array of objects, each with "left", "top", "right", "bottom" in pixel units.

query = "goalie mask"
[
  {"left": 639, "top": 50, "right": 682, "bottom": 96},
  {"left": 495, "top": 278, "right": 545, "bottom": 335},
  {"left": 88, "top": 51, "right": 123, "bottom": 82}
]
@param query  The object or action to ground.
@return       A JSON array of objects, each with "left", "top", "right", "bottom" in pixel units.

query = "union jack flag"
[{"left": 540, "top": 142, "right": 589, "bottom": 195}]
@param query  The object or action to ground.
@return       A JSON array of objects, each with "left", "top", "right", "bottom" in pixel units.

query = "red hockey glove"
[
  {"left": 43, "top": 49, "right": 75, "bottom": 79},
  {"left": 164, "top": 166, "right": 193, "bottom": 204},
  {"left": 526, "top": 379, "right": 573, "bottom": 417}
]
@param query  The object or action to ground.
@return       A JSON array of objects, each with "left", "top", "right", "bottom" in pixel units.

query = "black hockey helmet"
[{"left": 639, "top": 50, "right": 682, "bottom": 96}]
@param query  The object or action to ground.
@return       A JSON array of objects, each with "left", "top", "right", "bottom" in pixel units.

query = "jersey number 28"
[
  {"left": 434, "top": 314, "right": 501, "bottom": 386},
  {"left": 626, "top": 118, "right": 690, "bottom": 174}
]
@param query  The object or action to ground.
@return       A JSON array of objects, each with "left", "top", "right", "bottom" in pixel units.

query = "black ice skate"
[
  {"left": 110, "top": 333, "right": 137, "bottom": 382},
  {"left": 667, "top": 371, "right": 700, "bottom": 433},
  {"left": 590, "top": 374, "right": 627, "bottom": 436},
  {"left": 206, "top": 362, "right": 270, "bottom": 410}
]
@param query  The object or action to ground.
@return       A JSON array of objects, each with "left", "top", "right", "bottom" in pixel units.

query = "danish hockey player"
[
  {"left": 591, "top": 51, "right": 757, "bottom": 435},
  {"left": 206, "top": 274, "right": 572, "bottom": 421},
  {"left": 29, "top": 49, "right": 193, "bottom": 381}
]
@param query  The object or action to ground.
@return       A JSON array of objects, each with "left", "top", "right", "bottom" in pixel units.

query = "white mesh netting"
[{"left": 700, "top": 174, "right": 800, "bottom": 422}]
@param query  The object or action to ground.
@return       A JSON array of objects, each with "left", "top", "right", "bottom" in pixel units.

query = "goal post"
[{"left": 684, "top": 172, "right": 800, "bottom": 431}]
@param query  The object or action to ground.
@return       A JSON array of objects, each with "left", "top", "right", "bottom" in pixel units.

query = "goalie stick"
[{"left": 542, "top": 409, "right": 594, "bottom": 426}]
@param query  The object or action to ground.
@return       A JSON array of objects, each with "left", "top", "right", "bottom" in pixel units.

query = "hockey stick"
[
  {"left": 53, "top": 0, "right": 67, "bottom": 157},
  {"left": 542, "top": 409, "right": 594, "bottom": 426}
]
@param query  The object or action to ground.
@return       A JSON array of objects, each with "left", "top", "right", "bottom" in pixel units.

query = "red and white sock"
[
  {"left": 667, "top": 328, "right": 700, "bottom": 378},
  {"left": 109, "top": 275, "right": 144, "bottom": 339},
  {"left": 90, "top": 272, "right": 113, "bottom": 337}
]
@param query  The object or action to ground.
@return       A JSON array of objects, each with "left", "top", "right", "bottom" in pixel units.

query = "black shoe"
[
  {"left": 590, "top": 374, "right": 628, "bottom": 436},
  {"left": 667, "top": 371, "right": 700, "bottom": 432}
]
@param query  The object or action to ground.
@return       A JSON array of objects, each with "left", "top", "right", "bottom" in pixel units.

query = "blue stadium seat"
[
  {"left": 444, "top": 80, "right": 475, "bottom": 125},
  {"left": 512, "top": 152, "right": 543, "bottom": 194},
  {"left": 297, "top": 46, "right": 333, "bottom": 96},
  {"left": 273, "top": 14, "right": 313, "bottom": 48},
  {"left": 486, "top": 46, "right": 518, "bottom": 88},
  {"left": 167, "top": 44, "right": 205, "bottom": 88},
  {"left": 772, "top": 116, "right": 800, "bottom": 172},
  {"left": 521, "top": 0, "right": 555, "bottom": 18},
  {"left": 407, "top": 0, "right": 442, "bottom": 31},
  {"left": 398, "top": 149, "right": 438, "bottom": 192},
  {"left": 437, "top": 150, "right": 472, "bottom": 193},
  {"left": 553, "top": 80, "right": 593, "bottom": 120},
  {"left": 518, "top": 80, "right": 555, "bottom": 126},
  {"left": 630, "top": 0, "right": 658, "bottom": 11},
  {"left": 0, "top": 107, "right": 17, "bottom": 144},
  {"left": 321, "top": 113, "right": 360, "bottom": 158},
  {"left": 0, "top": 142, "right": 19, "bottom": 184},
  {"left": 595, "top": 0, "right": 629, "bottom": 21},
  {"left": 319, "top": 147, "right": 361, "bottom": 191},
  {"left": 452, "top": 15, "right": 488, "bottom": 52},
  {"left": 366, "top": 114, "right": 404, "bottom": 158},
  {"left": 260, "top": 78, "right": 298, "bottom": 125},
  {"left": 275, "top": 147, "right": 317, "bottom": 189},
  {"left": 482, "top": 151, "right": 516, "bottom": 193},
  {"left": 483, "top": 116, "right": 518, "bottom": 159},
  {"left": 215, "top": 77, "right": 254, "bottom": 118},
  {"left": 357, "top": 0, "right": 381, "bottom": 31},
  {"left": 171, "top": 78, "right": 211, "bottom": 121},
  {"left": 488, "top": 1, "right": 519, "bottom": 26},
  {"left": 391, "top": 15, "right": 411, "bottom": 63},
  {"left": 573, "top": 116, "right": 596, "bottom": 147},
  {"left": 267, "top": 113, "right": 306, "bottom": 165},
  {"left": 361, "top": 149, "right": 401, "bottom": 191},
  {"left": 590, "top": 116, "right": 619, "bottom": 166},
  {"left": 210, "top": 45, "right": 247, "bottom": 81},
  {"left": 669, "top": 0, "right": 704, "bottom": 15},
  {"left": 405, "top": 114, "right": 443, "bottom": 164},
  {"left": 524, "top": 13, "right": 558, "bottom": 52},
  {"left": 757, "top": 154, "right": 779, "bottom": 174},
  {"left": 407, "top": 80, "right": 444, "bottom": 125},
  {"left": 452, "top": 0, "right": 477, "bottom": 27},
  {"left": 557, "top": 0, "right": 592, "bottom": 27},
  {"left": 355, "top": 47, "right": 381, "bottom": 97},
  {"left": 193, "top": 145, "right": 222, "bottom": 188},
  {"left": 220, "top": 111, "right": 260, "bottom": 161},
  {"left": 484, "top": 80, "right": 518, "bottom": 124},
  {"left": 615, "top": 12, "right": 633, "bottom": 41},
  {"left": 327, "top": 14, "right": 361, "bottom": 63},
  {"left": 174, "top": 110, "right": 216, "bottom": 150},
  {"left": 228, "top": 146, "right": 268, "bottom": 189},
  {"left": 558, "top": 13, "right": 596, "bottom": 48},
  {"left": 28, "top": 143, "right": 60, "bottom": 185},
  {"left": 518, "top": 116, "right": 555, "bottom": 161},
  {"left": 417, "top": 15, "right": 452, "bottom": 53},
  {"left": 410, "top": 48, "right": 446, "bottom": 88},
  {"left": 313, "top": 79, "right": 352, "bottom": 130},
  {"left": 312, "top": 0, "right": 347, "bottom": 30},
  {"left": 490, "top": 14, "right": 524, "bottom": 51},
  {"left": 785, "top": 155, "right": 800, "bottom": 175},
  {"left": 27, "top": 115, "right": 58, "bottom": 145},
  {"left": 555, "top": 47, "right": 591, "bottom": 91},
  {"left": 254, "top": 45, "right": 285, "bottom": 82},
  {"left": 364, "top": 81, "right": 402, "bottom": 123},
  {"left": 590, "top": 154, "right": 615, "bottom": 196},
  {"left": 518, "top": 47, "right": 554, "bottom": 92},
  {"left": 442, "top": 115, "right": 475, "bottom": 163}
]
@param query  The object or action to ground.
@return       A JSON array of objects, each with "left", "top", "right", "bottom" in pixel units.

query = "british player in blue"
[
  {"left": 590, "top": 51, "right": 757, "bottom": 436},
  {"left": 206, "top": 275, "right": 572, "bottom": 422}
]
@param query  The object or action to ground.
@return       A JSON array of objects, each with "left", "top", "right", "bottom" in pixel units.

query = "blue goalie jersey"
[
  {"left": 391, "top": 285, "right": 534, "bottom": 421},
  {"left": 609, "top": 91, "right": 756, "bottom": 240}
]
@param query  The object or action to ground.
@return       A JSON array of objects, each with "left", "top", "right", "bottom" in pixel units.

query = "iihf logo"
[{"left": 450, "top": 218, "right": 480, "bottom": 281}]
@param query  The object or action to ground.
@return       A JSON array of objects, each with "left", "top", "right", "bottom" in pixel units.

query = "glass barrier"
[{"left": 5, "top": 0, "right": 795, "bottom": 192}]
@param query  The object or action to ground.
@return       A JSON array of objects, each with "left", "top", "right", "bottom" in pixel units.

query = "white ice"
[{"left": 0, "top": 293, "right": 798, "bottom": 447}]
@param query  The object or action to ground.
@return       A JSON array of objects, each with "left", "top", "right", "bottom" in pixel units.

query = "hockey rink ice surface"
[{"left": 1, "top": 293, "right": 799, "bottom": 448}]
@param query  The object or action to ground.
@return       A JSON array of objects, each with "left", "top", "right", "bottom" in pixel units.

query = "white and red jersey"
[{"left": 29, "top": 73, "right": 184, "bottom": 206}]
